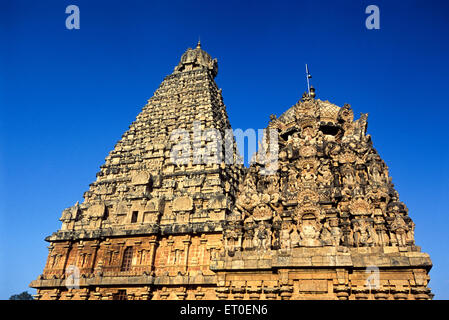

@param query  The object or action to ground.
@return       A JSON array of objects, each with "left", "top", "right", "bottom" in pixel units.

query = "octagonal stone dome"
[{"left": 174, "top": 41, "right": 218, "bottom": 77}]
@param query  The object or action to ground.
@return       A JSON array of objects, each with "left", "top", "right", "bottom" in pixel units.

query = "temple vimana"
[{"left": 30, "top": 42, "right": 432, "bottom": 300}]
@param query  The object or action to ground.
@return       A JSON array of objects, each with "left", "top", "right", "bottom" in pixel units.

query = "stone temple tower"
[
  {"left": 213, "top": 93, "right": 432, "bottom": 300},
  {"left": 30, "top": 42, "right": 244, "bottom": 300},
  {"left": 30, "top": 44, "right": 432, "bottom": 300}
]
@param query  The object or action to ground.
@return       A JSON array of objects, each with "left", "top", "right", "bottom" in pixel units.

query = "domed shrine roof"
[{"left": 174, "top": 41, "right": 218, "bottom": 77}]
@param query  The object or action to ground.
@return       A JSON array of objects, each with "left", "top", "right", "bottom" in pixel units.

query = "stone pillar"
[
  {"left": 90, "top": 241, "right": 100, "bottom": 274},
  {"left": 182, "top": 236, "right": 191, "bottom": 273},
  {"left": 148, "top": 238, "right": 158, "bottom": 272},
  {"left": 279, "top": 270, "right": 292, "bottom": 300},
  {"left": 166, "top": 237, "right": 174, "bottom": 269},
  {"left": 199, "top": 235, "right": 208, "bottom": 271},
  {"left": 61, "top": 242, "right": 72, "bottom": 276}
]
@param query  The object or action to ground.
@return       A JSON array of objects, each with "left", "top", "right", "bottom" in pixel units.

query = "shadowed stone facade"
[{"left": 30, "top": 43, "right": 432, "bottom": 300}]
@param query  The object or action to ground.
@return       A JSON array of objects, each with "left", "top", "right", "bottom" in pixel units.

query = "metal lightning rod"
[{"left": 305, "top": 64, "right": 312, "bottom": 96}]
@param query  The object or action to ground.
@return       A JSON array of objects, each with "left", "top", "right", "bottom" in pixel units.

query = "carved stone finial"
[
  {"left": 174, "top": 42, "right": 218, "bottom": 77},
  {"left": 309, "top": 85, "right": 316, "bottom": 98}
]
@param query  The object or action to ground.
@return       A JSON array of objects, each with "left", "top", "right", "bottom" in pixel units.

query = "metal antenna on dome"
[
  {"left": 305, "top": 64, "right": 316, "bottom": 98},
  {"left": 305, "top": 64, "right": 312, "bottom": 95}
]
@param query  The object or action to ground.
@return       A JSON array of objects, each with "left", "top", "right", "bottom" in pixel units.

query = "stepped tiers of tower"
[{"left": 30, "top": 43, "right": 432, "bottom": 300}]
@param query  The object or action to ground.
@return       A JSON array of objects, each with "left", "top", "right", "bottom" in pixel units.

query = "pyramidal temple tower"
[
  {"left": 212, "top": 93, "right": 432, "bottom": 300},
  {"left": 31, "top": 44, "right": 432, "bottom": 300},
  {"left": 30, "top": 42, "right": 244, "bottom": 300}
]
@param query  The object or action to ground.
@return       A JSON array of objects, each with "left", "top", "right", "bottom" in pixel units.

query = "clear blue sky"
[{"left": 1, "top": 0, "right": 448, "bottom": 299}]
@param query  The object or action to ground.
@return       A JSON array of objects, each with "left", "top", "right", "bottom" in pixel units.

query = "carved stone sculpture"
[{"left": 31, "top": 44, "right": 432, "bottom": 301}]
